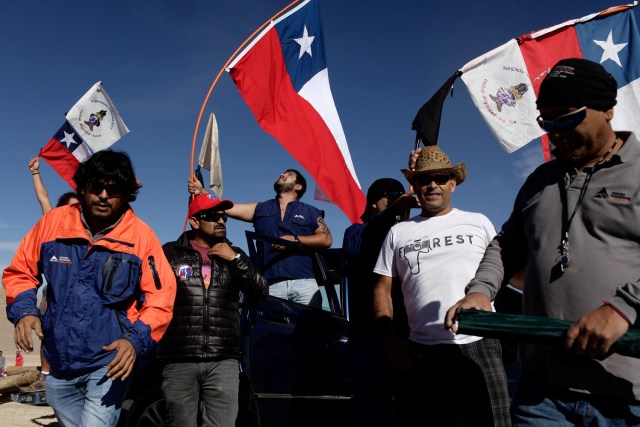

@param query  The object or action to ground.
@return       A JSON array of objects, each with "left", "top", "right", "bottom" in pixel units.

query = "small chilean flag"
[
  {"left": 227, "top": 0, "right": 366, "bottom": 224},
  {"left": 40, "top": 82, "right": 130, "bottom": 189},
  {"left": 459, "top": 4, "right": 640, "bottom": 159}
]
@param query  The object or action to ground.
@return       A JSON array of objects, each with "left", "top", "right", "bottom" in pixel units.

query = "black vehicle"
[{"left": 118, "top": 232, "right": 353, "bottom": 427}]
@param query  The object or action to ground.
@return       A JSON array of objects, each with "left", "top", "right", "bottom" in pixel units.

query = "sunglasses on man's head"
[
  {"left": 413, "top": 174, "right": 451, "bottom": 186},
  {"left": 195, "top": 212, "right": 228, "bottom": 222},
  {"left": 536, "top": 106, "right": 587, "bottom": 133}
]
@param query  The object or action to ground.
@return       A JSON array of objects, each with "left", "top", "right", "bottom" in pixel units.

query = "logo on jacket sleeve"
[{"left": 176, "top": 265, "right": 193, "bottom": 280}]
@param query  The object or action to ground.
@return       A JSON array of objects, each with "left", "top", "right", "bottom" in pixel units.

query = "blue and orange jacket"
[{"left": 2, "top": 204, "right": 176, "bottom": 376}]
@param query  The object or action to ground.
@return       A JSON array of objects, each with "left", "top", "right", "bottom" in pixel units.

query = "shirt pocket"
[{"left": 98, "top": 255, "right": 142, "bottom": 304}]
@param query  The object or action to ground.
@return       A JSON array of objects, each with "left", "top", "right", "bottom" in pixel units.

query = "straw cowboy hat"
[{"left": 401, "top": 145, "right": 466, "bottom": 185}]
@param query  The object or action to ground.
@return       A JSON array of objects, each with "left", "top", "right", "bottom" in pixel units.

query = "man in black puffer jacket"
[{"left": 158, "top": 193, "right": 269, "bottom": 427}]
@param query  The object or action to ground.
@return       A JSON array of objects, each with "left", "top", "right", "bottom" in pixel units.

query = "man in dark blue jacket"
[{"left": 343, "top": 178, "right": 416, "bottom": 427}]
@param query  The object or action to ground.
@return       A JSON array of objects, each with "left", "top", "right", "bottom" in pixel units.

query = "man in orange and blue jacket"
[{"left": 3, "top": 150, "right": 176, "bottom": 426}]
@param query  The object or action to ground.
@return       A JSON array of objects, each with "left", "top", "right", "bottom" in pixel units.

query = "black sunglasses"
[
  {"left": 536, "top": 106, "right": 587, "bottom": 133},
  {"left": 86, "top": 181, "right": 124, "bottom": 197},
  {"left": 383, "top": 191, "right": 403, "bottom": 203},
  {"left": 195, "top": 212, "right": 228, "bottom": 222},
  {"left": 413, "top": 174, "right": 451, "bottom": 186}
]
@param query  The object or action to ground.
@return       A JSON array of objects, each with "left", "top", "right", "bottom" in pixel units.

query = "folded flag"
[
  {"left": 459, "top": 4, "right": 639, "bottom": 155},
  {"left": 197, "top": 113, "right": 223, "bottom": 198},
  {"left": 457, "top": 309, "right": 640, "bottom": 358},
  {"left": 40, "top": 81, "right": 130, "bottom": 188},
  {"left": 227, "top": 0, "right": 366, "bottom": 224}
]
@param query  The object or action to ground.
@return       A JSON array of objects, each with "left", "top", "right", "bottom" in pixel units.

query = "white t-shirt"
[{"left": 374, "top": 208, "right": 496, "bottom": 345}]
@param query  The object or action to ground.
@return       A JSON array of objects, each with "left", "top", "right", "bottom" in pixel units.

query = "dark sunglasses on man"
[
  {"left": 536, "top": 106, "right": 587, "bottom": 133},
  {"left": 413, "top": 174, "right": 451, "bottom": 186},
  {"left": 86, "top": 180, "right": 125, "bottom": 197},
  {"left": 383, "top": 191, "right": 404, "bottom": 203},
  {"left": 195, "top": 212, "right": 228, "bottom": 222}
]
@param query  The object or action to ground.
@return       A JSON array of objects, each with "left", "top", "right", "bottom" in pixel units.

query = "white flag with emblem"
[{"left": 65, "top": 81, "right": 130, "bottom": 152}]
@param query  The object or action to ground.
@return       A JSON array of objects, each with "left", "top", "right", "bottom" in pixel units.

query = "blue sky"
[{"left": 0, "top": 1, "right": 633, "bottom": 273}]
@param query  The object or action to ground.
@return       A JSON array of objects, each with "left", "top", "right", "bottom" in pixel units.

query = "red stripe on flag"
[
  {"left": 519, "top": 26, "right": 581, "bottom": 162},
  {"left": 40, "top": 137, "right": 80, "bottom": 189},
  {"left": 519, "top": 26, "right": 582, "bottom": 96},
  {"left": 541, "top": 134, "right": 552, "bottom": 162},
  {"left": 230, "top": 28, "right": 366, "bottom": 223}
]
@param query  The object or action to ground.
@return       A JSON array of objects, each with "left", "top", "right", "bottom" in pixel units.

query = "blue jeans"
[
  {"left": 46, "top": 366, "right": 130, "bottom": 427},
  {"left": 512, "top": 373, "right": 640, "bottom": 426},
  {"left": 161, "top": 359, "right": 239, "bottom": 427},
  {"left": 269, "top": 278, "right": 322, "bottom": 308}
]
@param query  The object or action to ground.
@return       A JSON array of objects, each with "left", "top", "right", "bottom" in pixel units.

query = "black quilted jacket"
[{"left": 157, "top": 231, "right": 268, "bottom": 361}]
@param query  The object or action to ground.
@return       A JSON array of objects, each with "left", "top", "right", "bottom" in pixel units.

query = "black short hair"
[
  {"left": 56, "top": 192, "right": 79, "bottom": 208},
  {"left": 288, "top": 169, "right": 306, "bottom": 199},
  {"left": 73, "top": 150, "right": 141, "bottom": 202}
]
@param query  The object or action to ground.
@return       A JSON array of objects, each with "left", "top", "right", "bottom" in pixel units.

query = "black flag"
[{"left": 411, "top": 70, "right": 462, "bottom": 147}]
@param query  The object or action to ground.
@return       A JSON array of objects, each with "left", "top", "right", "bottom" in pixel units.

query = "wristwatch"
[
  {"left": 233, "top": 252, "right": 241, "bottom": 261},
  {"left": 293, "top": 236, "right": 301, "bottom": 245}
]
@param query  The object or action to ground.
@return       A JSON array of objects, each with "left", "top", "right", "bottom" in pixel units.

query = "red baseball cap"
[{"left": 188, "top": 194, "right": 234, "bottom": 218}]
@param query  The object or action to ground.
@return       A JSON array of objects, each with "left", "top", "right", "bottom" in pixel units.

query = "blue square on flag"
[
  {"left": 53, "top": 122, "right": 86, "bottom": 154},
  {"left": 576, "top": 11, "right": 640, "bottom": 87},
  {"left": 275, "top": 0, "right": 327, "bottom": 92}
]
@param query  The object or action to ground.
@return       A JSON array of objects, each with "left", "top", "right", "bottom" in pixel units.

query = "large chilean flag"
[
  {"left": 227, "top": 0, "right": 366, "bottom": 224},
  {"left": 460, "top": 5, "right": 640, "bottom": 159}
]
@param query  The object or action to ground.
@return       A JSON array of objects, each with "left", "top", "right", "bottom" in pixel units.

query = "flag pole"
[
  {"left": 188, "top": 0, "right": 303, "bottom": 183},
  {"left": 183, "top": 0, "right": 302, "bottom": 232}
]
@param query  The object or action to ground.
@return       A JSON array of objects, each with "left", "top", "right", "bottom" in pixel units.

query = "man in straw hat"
[
  {"left": 446, "top": 58, "right": 640, "bottom": 425},
  {"left": 372, "top": 145, "right": 510, "bottom": 426}
]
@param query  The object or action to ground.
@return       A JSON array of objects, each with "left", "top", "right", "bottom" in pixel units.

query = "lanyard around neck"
[{"left": 557, "top": 138, "right": 618, "bottom": 272}]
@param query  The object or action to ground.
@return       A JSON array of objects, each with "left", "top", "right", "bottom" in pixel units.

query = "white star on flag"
[
  {"left": 594, "top": 30, "right": 628, "bottom": 67},
  {"left": 60, "top": 131, "right": 76, "bottom": 148},
  {"left": 294, "top": 25, "right": 315, "bottom": 59}
]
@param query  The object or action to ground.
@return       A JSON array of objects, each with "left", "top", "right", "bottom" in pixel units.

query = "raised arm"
[
  {"left": 28, "top": 157, "right": 53, "bottom": 214},
  {"left": 187, "top": 177, "right": 256, "bottom": 222},
  {"left": 226, "top": 203, "right": 258, "bottom": 222}
]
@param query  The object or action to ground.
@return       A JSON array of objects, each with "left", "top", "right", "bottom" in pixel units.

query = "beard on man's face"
[{"left": 274, "top": 181, "right": 296, "bottom": 195}]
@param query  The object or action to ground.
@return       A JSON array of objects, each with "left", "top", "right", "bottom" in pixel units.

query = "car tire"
[{"left": 122, "top": 386, "right": 166, "bottom": 427}]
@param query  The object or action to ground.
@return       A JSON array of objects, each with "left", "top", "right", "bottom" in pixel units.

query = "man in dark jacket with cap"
[
  {"left": 159, "top": 193, "right": 269, "bottom": 427},
  {"left": 342, "top": 178, "right": 417, "bottom": 427},
  {"left": 447, "top": 58, "right": 640, "bottom": 425}
]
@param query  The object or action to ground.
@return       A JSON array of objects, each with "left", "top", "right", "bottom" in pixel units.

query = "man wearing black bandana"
[{"left": 446, "top": 58, "right": 640, "bottom": 425}]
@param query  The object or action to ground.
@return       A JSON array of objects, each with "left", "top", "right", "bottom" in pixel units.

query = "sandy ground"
[{"left": 1, "top": 287, "right": 59, "bottom": 426}]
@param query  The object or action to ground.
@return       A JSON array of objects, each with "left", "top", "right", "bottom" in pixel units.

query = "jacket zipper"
[
  {"left": 202, "top": 255, "right": 212, "bottom": 358},
  {"left": 148, "top": 256, "right": 162, "bottom": 290},
  {"left": 106, "top": 260, "right": 120, "bottom": 294}
]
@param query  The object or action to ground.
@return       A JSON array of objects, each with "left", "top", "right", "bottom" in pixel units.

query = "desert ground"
[{"left": 1, "top": 286, "right": 58, "bottom": 426}]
